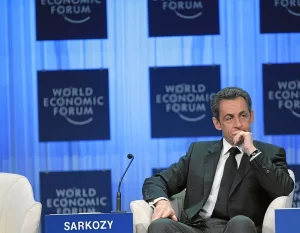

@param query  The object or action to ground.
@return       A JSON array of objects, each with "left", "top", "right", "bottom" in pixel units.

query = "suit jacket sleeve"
[
  {"left": 250, "top": 146, "right": 294, "bottom": 199},
  {"left": 142, "top": 143, "right": 194, "bottom": 202}
]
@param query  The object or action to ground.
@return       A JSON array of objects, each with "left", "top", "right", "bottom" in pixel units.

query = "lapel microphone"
[{"left": 112, "top": 154, "right": 134, "bottom": 213}]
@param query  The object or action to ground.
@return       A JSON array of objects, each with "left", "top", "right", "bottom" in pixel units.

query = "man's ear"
[{"left": 212, "top": 117, "right": 222, "bottom": 131}]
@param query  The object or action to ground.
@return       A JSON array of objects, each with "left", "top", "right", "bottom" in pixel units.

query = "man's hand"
[
  {"left": 151, "top": 199, "right": 178, "bottom": 222},
  {"left": 232, "top": 130, "right": 256, "bottom": 155}
]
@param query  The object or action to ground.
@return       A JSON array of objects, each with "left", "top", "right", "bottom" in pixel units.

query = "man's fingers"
[
  {"left": 171, "top": 214, "right": 178, "bottom": 221},
  {"left": 233, "top": 133, "right": 241, "bottom": 144},
  {"left": 234, "top": 131, "right": 246, "bottom": 143},
  {"left": 233, "top": 131, "right": 251, "bottom": 137},
  {"left": 232, "top": 130, "right": 241, "bottom": 135},
  {"left": 151, "top": 214, "right": 161, "bottom": 222},
  {"left": 151, "top": 210, "right": 163, "bottom": 221},
  {"left": 152, "top": 209, "right": 177, "bottom": 222},
  {"left": 151, "top": 203, "right": 177, "bottom": 222},
  {"left": 161, "top": 210, "right": 172, "bottom": 218},
  {"left": 151, "top": 215, "right": 159, "bottom": 222}
]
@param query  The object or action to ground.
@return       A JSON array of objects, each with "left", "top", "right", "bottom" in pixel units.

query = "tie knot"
[{"left": 229, "top": 147, "right": 240, "bottom": 157}]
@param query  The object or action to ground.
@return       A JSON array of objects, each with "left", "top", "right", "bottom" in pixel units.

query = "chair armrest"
[
  {"left": 130, "top": 200, "right": 153, "bottom": 233},
  {"left": 22, "top": 202, "right": 42, "bottom": 233},
  {"left": 262, "top": 196, "right": 290, "bottom": 233}
]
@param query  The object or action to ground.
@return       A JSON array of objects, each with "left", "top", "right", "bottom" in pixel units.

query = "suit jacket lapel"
[
  {"left": 229, "top": 140, "right": 258, "bottom": 197},
  {"left": 203, "top": 140, "right": 223, "bottom": 203}
]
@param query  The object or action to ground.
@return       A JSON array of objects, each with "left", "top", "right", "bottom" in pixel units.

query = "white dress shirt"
[{"left": 149, "top": 138, "right": 261, "bottom": 218}]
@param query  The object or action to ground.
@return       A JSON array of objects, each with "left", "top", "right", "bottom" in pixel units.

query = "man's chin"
[{"left": 224, "top": 137, "right": 234, "bottom": 146}]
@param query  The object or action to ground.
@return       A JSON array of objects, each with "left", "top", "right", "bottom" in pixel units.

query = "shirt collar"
[{"left": 222, "top": 138, "right": 242, "bottom": 155}]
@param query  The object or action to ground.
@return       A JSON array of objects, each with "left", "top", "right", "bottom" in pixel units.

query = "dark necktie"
[{"left": 212, "top": 147, "right": 240, "bottom": 220}]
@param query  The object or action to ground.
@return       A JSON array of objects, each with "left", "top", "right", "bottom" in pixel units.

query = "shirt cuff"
[
  {"left": 250, "top": 152, "right": 262, "bottom": 161},
  {"left": 148, "top": 197, "right": 169, "bottom": 208}
]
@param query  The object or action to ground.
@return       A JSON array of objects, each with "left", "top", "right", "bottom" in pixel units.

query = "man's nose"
[{"left": 233, "top": 118, "right": 242, "bottom": 128}]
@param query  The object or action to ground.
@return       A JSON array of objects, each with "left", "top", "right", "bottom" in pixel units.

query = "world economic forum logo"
[
  {"left": 42, "top": 86, "right": 105, "bottom": 126},
  {"left": 46, "top": 188, "right": 108, "bottom": 214},
  {"left": 274, "top": 0, "right": 300, "bottom": 16},
  {"left": 267, "top": 80, "right": 300, "bottom": 118},
  {"left": 40, "top": 0, "right": 103, "bottom": 24},
  {"left": 155, "top": 83, "right": 215, "bottom": 122},
  {"left": 152, "top": 0, "right": 204, "bottom": 19}
]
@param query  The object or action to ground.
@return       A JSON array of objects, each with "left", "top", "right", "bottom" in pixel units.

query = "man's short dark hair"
[{"left": 211, "top": 87, "right": 252, "bottom": 121}]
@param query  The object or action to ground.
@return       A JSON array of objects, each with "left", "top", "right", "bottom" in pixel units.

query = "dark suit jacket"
[{"left": 142, "top": 140, "right": 294, "bottom": 226}]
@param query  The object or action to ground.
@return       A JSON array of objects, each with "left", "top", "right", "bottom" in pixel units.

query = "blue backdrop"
[{"left": 0, "top": 0, "right": 300, "bottom": 216}]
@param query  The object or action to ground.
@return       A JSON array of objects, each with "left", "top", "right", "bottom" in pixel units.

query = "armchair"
[
  {"left": 130, "top": 169, "right": 295, "bottom": 233},
  {"left": 0, "top": 173, "right": 42, "bottom": 233}
]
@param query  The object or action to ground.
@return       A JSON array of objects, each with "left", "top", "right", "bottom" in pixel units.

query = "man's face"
[{"left": 212, "top": 97, "right": 254, "bottom": 145}]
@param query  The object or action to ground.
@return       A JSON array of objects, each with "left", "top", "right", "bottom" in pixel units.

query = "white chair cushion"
[
  {"left": 0, "top": 173, "right": 42, "bottom": 233},
  {"left": 130, "top": 200, "right": 153, "bottom": 233}
]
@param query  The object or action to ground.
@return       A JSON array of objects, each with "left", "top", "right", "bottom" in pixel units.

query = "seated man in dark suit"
[{"left": 142, "top": 87, "right": 294, "bottom": 233}]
